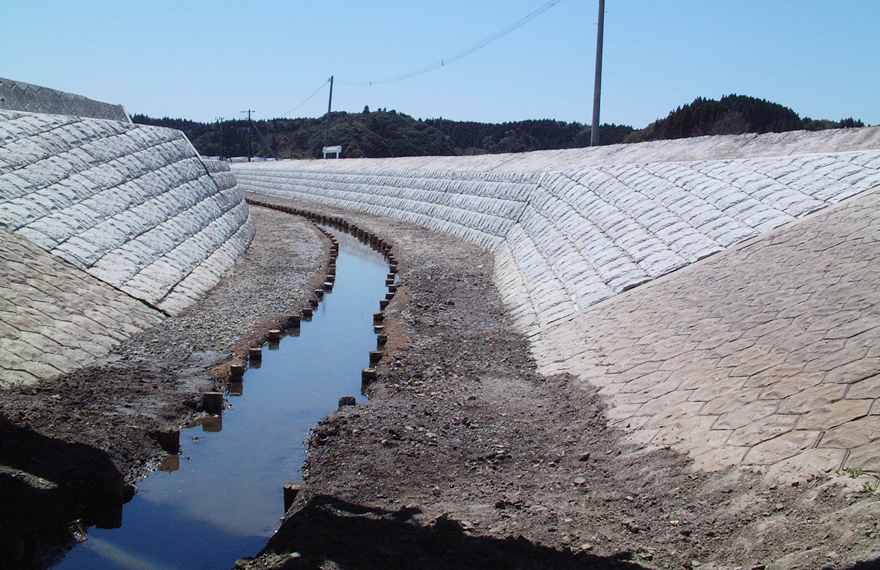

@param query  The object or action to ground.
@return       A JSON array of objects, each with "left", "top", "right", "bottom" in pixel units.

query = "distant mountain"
[
  {"left": 132, "top": 95, "right": 863, "bottom": 159},
  {"left": 625, "top": 94, "right": 863, "bottom": 143}
]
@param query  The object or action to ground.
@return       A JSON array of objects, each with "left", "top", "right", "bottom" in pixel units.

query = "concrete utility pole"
[
  {"left": 590, "top": 0, "right": 605, "bottom": 147},
  {"left": 242, "top": 110, "right": 254, "bottom": 161},
  {"left": 215, "top": 117, "right": 224, "bottom": 159},
  {"left": 324, "top": 76, "right": 334, "bottom": 148}
]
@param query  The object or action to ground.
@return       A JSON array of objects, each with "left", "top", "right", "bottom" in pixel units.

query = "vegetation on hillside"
[
  {"left": 625, "top": 94, "right": 863, "bottom": 143},
  {"left": 132, "top": 95, "right": 864, "bottom": 159}
]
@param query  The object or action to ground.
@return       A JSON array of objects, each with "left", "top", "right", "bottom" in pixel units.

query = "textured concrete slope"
[
  {"left": 235, "top": 130, "right": 880, "bottom": 477},
  {"left": 0, "top": 110, "right": 255, "bottom": 315},
  {"left": 0, "top": 77, "right": 130, "bottom": 122},
  {"left": 233, "top": 138, "right": 880, "bottom": 336},
  {"left": 535, "top": 188, "right": 880, "bottom": 477},
  {"left": 0, "top": 227, "right": 163, "bottom": 387}
]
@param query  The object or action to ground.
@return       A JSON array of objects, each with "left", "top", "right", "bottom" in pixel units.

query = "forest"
[{"left": 132, "top": 95, "right": 864, "bottom": 160}]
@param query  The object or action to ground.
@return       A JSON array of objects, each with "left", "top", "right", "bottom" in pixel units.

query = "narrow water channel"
[{"left": 55, "top": 227, "right": 390, "bottom": 570}]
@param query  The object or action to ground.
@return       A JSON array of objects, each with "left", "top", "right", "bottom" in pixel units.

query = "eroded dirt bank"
[
  {"left": 0, "top": 208, "right": 328, "bottom": 568},
  {"left": 237, "top": 196, "right": 880, "bottom": 570}
]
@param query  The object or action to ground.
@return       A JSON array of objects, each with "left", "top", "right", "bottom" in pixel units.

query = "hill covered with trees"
[
  {"left": 625, "top": 95, "right": 863, "bottom": 143},
  {"left": 132, "top": 109, "right": 632, "bottom": 159},
  {"left": 132, "top": 95, "right": 864, "bottom": 160}
]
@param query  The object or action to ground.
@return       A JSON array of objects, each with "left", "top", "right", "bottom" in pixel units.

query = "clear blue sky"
[{"left": 2, "top": 1, "right": 878, "bottom": 128}]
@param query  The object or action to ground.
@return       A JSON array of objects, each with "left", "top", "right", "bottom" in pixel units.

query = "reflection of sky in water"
[{"left": 56, "top": 229, "right": 389, "bottom": 570}]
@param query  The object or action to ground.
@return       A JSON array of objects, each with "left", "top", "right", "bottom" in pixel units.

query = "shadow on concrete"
[
  {"left": 0, "top": 413, "right": 125, "bottom": 569},
  {"left": 257, "top": 494, "right": 649, "bottom": 569}
]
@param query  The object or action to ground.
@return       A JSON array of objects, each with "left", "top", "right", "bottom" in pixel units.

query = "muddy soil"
[
  {"left": 1, "top": 196, "right": 878, "bottom": 570},
  {"left": 236, "top": 196, "right": 880, "bottom": 570},
  {"left": 0, "top": 207, "right": 328, "bottom": 569}
]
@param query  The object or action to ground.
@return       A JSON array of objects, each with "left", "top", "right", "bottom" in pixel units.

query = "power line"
[
  {"left": 337, "top": 0, "right": 565, "bottom": 86},
  {"left": 280, "top": 78, "right": 331, "bottom": 117}
]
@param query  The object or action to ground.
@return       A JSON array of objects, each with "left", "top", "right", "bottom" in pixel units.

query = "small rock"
[
  {"left": 432, "top": 486, "right": 442, "bottom": 496},
  {"left": 578, "top": 452, "right": 591, "bottom": 462},
  {"left": 774, "top": 502, "right": 784, "bottom": 511},
  {"left": 573, "top": 477, "right": 587, "bottom": 486},
  {"left": 579, "top": 543, "right": 593, "bottom": 551}
]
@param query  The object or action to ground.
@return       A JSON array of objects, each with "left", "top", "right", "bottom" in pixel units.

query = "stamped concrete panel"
[
  {"left": 0, "top": 227, "right": 163, "bottom": 387},
  {"left": 538, "top": 188, "right": 880, "bottom": 478}
]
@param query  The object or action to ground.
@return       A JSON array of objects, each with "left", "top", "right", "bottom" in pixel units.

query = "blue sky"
[{"left": 2, "top": 1, "right": 878, "bottom": 128}]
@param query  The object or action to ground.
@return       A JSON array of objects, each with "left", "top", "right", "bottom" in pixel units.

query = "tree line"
[{"left": 131, "top": 95, "right": 864, "bottom": 160}]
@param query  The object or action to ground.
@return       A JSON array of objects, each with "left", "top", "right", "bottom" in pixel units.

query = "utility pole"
[
  {"left": 324, "top": 76, "right": 334, "bottom": 149},
  {"left": 242, "top": 110, "right": 254, "bottom": 161},
  {"left": 215, "top": 117, "right": 224, "bottom": 160},
  {"left": 590, "top": 0, "right": 605, "bottom": 147}
]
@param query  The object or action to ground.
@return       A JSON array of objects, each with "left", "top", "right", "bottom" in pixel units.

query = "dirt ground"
[
  {"left": 0, "top": 207, "right": 328, "bottom": 568},
  {"left": 1, "top": 196, "right": 878, "bottom": 570}
]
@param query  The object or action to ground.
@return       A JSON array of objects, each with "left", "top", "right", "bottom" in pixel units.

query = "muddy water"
[{"left": 55, "top": 229, "right": 389, "bottom": 570}]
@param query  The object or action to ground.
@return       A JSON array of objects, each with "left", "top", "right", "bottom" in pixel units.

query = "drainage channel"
[{"left": 55, "top": 212, "right": 394, "bottom": 570}]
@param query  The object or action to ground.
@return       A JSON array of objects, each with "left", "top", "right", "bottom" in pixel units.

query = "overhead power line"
[
  {"left": 337, "top": 0, "right": 565, "bottom": 86},
  {"left": 280, "top": 78, "right": 332, "bottom": 117}
]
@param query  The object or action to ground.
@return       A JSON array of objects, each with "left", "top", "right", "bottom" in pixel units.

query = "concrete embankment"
[
  {"left": 1, "top": 89, "right": 254, "bottom": 385},
  {"left": 233, "top": 128, "right": 880, "bottom": 479}
]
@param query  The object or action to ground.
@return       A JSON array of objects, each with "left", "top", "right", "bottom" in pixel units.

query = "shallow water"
[{"left": 55, "top": 229, "right": 389, "bottom": 570}]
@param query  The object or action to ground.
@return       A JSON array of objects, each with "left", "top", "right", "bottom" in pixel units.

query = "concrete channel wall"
[
  {"left": 232, "top": 130, "right": 880, "bottom": 337},
  {"left": 0, "top": 109, "right": 255, "bottom": 316},
  {"left": 233, "top": 129, "right": 880, "bottom": 477}
]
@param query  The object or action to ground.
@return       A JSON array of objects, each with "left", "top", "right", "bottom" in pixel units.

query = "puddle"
[{"left": 54, "top": 227, "right": 390, "bottom": 570}]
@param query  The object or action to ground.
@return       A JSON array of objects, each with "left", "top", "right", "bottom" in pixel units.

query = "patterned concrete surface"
[
  {"left": 0, "top": 77, "right": 130, "bottom": 122},
  {"left": 0, "top": 110, "right": 255, "bottom": 314},
  {"left": 233, "top": 142, "right": 880, "bottom": 339},
  {"left": 235, "top": 130, "right": 880, "bottom": 478},
  {"left": 0, "top": 226, "right": 164, "bottom": 387},
  {"left": 533, "top": 187, "right": 880, "bottom": 478}
]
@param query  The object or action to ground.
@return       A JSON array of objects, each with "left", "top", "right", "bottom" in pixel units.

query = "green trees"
[
  {"left": 131, "top": 96, "right": 864, "bottom": 160},
  {"left": 624, "top": 95, "right": 864, "bottom": 143}
]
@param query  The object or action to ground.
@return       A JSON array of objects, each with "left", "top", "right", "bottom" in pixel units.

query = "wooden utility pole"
[
  {"left": 324, "top": 76, "right": 334, "bottom": 149},
  {"left": 590, "top": 0, "right": 605, "bottom": 146}
]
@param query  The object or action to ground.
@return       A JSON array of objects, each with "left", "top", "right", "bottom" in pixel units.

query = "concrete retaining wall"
[
  {"left": 232, "top": 134, "right": 880, "bottom": 336},
  {"left": 0, "top": 109, "right": 255, "bottom": 315}
]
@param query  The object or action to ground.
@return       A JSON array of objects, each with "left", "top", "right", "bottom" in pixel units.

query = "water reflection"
[{"left": 55, "top": 227, "right": 390, "bottom": 570}]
